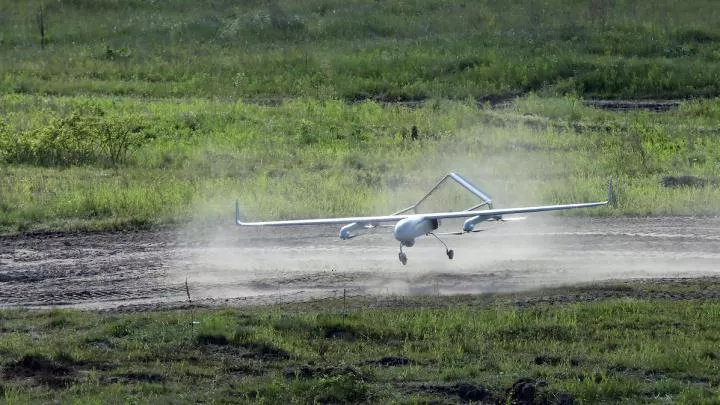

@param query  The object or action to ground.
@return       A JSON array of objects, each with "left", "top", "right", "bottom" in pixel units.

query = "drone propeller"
[
  {"left": 500, "top": 216, "right": 526, "bottom": 222},
  {"left": 436, "top": 229, "right": 485, "bottom": 236}
]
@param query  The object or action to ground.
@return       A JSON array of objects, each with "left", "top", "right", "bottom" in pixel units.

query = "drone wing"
[
  {"left": 236, "top": 177, "right": 612, "bottom": 228},
  {"left": 419, "top": 201, "right": 608, "bottom": 221},
  {"left": 235, "top": 201, "right": 407, "bottom": 226},
  {"left": 235, "top": 200, "right": 607, "bottom": 227}
]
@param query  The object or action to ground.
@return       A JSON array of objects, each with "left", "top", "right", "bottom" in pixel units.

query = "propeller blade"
[
  {"left": 436, "top": 229, "right": 485, "bottom": 236},
  {"left": 501, "top": 216, "right": 526, "bottom": 222}
]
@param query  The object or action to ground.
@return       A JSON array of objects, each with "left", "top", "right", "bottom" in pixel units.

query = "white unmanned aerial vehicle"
[{"left": 236, "top": 173, "right": 611, "bottom": 265}]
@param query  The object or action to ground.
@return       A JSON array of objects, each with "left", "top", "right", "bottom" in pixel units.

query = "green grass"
[
  {"left": 2, "top": 0, "right": 720, "bottom": 100},
  {"left": 3, "top": 0, "right": 720, "bottom": 233},
  {"left": 1, "top": 279, "right": 720, "bottom": 403},
  {"left": 2, "top": 94, "right": 720, "bottom": 234}
]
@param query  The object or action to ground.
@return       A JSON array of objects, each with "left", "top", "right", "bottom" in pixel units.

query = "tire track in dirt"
[{"left": 1, "top": 217, "right": 718, "bottom": 309}]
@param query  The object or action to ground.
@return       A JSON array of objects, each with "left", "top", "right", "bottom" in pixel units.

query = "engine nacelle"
[
  {"left": 463, "top": 214, "right": 502, "bottom": 232},
  {"left": 393, "top": 216, "right": 440, "bottom": 244},
  {"left": 339, "top": 222, "right": 365, "bottom": 239}
]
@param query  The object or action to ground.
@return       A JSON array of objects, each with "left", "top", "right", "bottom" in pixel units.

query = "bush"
[
  {"left": 0, "top": 119, "right": 11, "bottom": 162},
  {"left": 1, "top": 103, "right": 148, "bottom": 167}
]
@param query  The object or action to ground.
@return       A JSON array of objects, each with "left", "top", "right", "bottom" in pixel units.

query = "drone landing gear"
[
  {"left": 429, "top": 232, "right": 454, "bottom": 260},
  {"left": 398, "top": 234, "right": 454, "bottom": 265},
  {"left": 398, "top": 244, "right": 408, "bottom": 265}
]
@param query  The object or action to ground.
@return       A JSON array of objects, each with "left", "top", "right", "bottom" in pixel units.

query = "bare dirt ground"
[{"left": 1, "top": 216, "right": 718, "bottom": 310}]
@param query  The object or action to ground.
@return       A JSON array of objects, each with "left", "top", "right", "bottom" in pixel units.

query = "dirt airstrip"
[{"left": 1, "top": 216, "right": 719, "bottom": 310}]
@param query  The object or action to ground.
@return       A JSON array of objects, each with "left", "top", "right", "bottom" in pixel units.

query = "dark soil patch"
[
  {"left": 242, "top": 342, "right": 290, "bottom": 361},
  {"left": 198, "top": 343, "right": 248, "bottom": 359},
  {"left": 120, "top": 372, "right": 166, "bottom": 383},
  {"left": 196, "top": 334, "right": 229, "bottom": 346},
  {"left": 222, "top": 363, "right": 266, "bottom": 376},
  {"left": 506, "top": 378, "right": 576, "bottom": 405},
  {"left": 86, "top": 338, "right": 115, "bottom": 350},
  {"left": 608, "top": 364, "right": 665, "bottom": 382},
  {"left": 363, "top": 356, "right": 415, "bottom": 367},
  {"left": 102, "top": 372, "right": 166, "bottom": 384},
  {"left": 323, "top": 325, "right": 357, "bottom": 341},
  {"left": 3, "top": 355, "right": 71, "bottom": 379},
  {"left": 2, "top": 355, "right": 75, "bottom": 389},
  {"left": 584, "top": 100, "right": 679, "bottom": 112},
  {"left": 507, "top": 378, "right": 540, "bottom": 405},
  {"left": 319, "top": 323, "right": 407, "bottom": 345},
  {"left": 661, "top": 175, "right": 716, "bottom": 189},
  {"left": 701, "top": 351, "right": 717, "bottom": 360},
  {"left": 496, "top": 324, "right": 575, "bottom": 342},
  {"left": 535, "top": 355, "right": 562, "bottom": 366},
  {"left": 284, "top": 365, "right": 363, "bottom": 380},
  {"left": 417, "top": 382, "right": 494, "bottom": 403},
  {"left": 36, "top": 375, "right": 75, "bottom": 389},
  {"left": 555, "top": 392, "right": 576, "bottom": 405}
]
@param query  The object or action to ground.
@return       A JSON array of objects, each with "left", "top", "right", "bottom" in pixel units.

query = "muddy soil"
[{"left": 0, "top": 216, "right": 718, "bottom": 309}]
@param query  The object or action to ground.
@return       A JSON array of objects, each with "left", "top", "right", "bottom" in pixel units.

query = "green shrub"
[{"left": 3, "top": 103, "right": 148, "bottom": 167}]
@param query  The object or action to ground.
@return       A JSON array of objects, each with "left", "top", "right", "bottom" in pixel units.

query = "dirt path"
[{"left": 1, "top": 216, "right": 718, "bottom": 309}]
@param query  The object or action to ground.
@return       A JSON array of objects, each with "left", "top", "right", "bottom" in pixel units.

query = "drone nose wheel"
[
  {"left": 446, "top": 249, "right": 454, "bottom": 260},
  {"left": 399, "top": 252, "right": 408, "bottom": 265}
]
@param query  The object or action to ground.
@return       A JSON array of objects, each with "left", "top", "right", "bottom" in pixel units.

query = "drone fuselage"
[{"left": 393, "top": 216, "right": 439, "bottom": 247}]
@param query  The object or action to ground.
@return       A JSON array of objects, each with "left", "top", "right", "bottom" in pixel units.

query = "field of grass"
[
  {"left": 2, "top": 0, "right": 720, "bottom": 101},
  {"left": 0, "top": 95, "right": 720, "bottom": 232},
  {"left": 1, "top": 279, "right": 719, "bottom": 404},
  {"left": 2, "top": 0, "right": 720, "bottom": 233},
  {"left": 2, "top": 94, "right": 720, "bottom": 234},
  {"left": 3, "top": 2, "right": 720, "bottom": 404}
]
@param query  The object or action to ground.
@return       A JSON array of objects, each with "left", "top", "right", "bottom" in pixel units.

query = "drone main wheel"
[
  {"left": 447, "top": 249, "right": 454, "bottom": 260},
  {"left": 399, "top": 252, "right": 408, "bottom": 265}
]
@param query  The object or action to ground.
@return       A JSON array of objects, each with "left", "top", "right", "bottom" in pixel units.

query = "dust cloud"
[
  {"left": 170, "top": 210, "right": 720, "bottom": 304},
  {"left": 166, "top": 123, "right": 717, "bottom": 305}
]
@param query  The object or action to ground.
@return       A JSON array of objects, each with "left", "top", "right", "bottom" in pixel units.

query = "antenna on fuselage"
[{"left": 392, "top": 172, "right": 494, "bottom": 215}]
